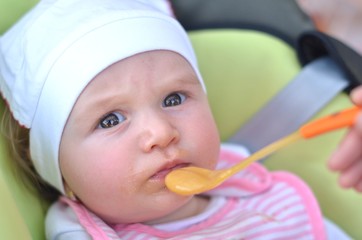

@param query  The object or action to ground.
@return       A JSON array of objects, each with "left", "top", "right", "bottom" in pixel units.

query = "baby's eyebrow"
[
  {"left": 174, "top": 73, "right": 200, "bottom": 86},
  {"left": 72, "top": 91, "right": 123, "bottom": 121}
]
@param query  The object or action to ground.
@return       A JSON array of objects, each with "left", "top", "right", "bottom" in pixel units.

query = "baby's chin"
[{"left": 92, "top": 190, "right": 193, "bottom": 225}]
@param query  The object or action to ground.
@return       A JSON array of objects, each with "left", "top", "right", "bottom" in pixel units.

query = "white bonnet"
[{"left": 0, "top": 0, "right": 205, "bottom": 194}]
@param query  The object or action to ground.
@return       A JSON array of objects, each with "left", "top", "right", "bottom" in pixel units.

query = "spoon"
[{"left": 165, "top": 106, "right": 361, "bottom": 195}]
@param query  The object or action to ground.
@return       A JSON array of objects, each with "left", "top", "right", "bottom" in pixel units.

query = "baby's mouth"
[{"left": 151, "top": 162, "right": 189, "bottom": 180}]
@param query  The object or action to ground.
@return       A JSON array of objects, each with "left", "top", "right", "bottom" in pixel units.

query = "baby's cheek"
[{"left": 199, "top": 127, "right": 220, "bottom": 169}]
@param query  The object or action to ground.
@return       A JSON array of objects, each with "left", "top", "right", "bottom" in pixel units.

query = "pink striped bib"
[{"left": 62, "top": 146, "right": 326, "bottom": 239}]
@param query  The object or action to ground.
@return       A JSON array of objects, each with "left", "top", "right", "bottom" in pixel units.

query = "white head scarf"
[{"left": 0, "top": 0, "right": 205, "bottom": 194}]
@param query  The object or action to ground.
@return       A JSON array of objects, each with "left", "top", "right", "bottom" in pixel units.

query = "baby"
[{"left": 0, "top": 0, "right": 352, "bottom": 239}]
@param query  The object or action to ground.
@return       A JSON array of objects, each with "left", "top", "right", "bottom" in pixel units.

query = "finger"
[
  {"left": 339, "top": 157, "right": 362, "bottom": 188},
  {"left": 351, "top": 86, "right": 362, "bottom": 105},
  {"left": 328, "top": 128, "right": 362, "bottom": 171},
  {"left": 354, "top": 112, "right": 362, "bottom": 134}
]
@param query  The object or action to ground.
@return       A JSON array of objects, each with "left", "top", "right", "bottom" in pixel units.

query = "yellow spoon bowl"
[{"left": 165, "top": 106, "right": 361, "bottom": 195}]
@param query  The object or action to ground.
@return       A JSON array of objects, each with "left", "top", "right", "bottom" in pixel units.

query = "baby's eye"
[
  {"left": 163, "top": 92, "right": 186, "bottom": 107},
  {"left": 98, "top": 112, "right": 125, "bottom": 129}
]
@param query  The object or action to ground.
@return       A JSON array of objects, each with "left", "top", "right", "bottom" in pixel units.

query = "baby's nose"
[{"left": 139, "top": 112, "right": 180, "bottom": 152}]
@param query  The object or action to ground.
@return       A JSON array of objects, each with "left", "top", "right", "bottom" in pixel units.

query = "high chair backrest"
[{"left": 1, "top": 1, "right": 362, "bottom": 239}]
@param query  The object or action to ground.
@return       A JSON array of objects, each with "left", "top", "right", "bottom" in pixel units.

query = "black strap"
[{"left": 297, "top": 31, "right": 362, "bottom": 92}]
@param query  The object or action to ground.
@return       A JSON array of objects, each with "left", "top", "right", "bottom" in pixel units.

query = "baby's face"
[{"left": 59, "top": 50, "right": 220, "bottom": 224}]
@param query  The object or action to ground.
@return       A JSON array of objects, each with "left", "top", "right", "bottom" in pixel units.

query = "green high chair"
[{"left": 1, "top": 1, "right": 361, "bottom": 239}]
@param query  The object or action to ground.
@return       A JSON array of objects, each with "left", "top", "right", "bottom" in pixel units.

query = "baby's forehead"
[
  {"left": 78, "top": 50, "right": 201, "bottom": 100},
  {"left": 88, "top": 50, "right": 197, "bottom": 82}
]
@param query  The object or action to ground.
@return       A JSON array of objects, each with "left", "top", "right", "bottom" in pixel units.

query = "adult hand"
[{"left": 328, "top": 86, "right": 362, "bottom": 192}]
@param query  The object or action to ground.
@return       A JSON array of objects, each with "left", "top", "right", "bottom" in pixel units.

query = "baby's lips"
[{"left": 151, "top": 161, "right": 189, "bottom": 180}]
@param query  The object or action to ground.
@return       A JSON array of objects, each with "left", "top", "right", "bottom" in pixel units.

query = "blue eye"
[
  {"left": 163, "top": 92, "right": 186, "bottom": 107},
  {"left": 98, "top": 112, "right": 125, "bottom": 129}
]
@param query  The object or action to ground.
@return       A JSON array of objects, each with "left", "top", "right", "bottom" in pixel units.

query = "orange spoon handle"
[{"left": 300, "top": 106, "right": 361, "bottom": 139}]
